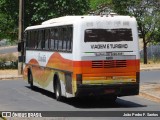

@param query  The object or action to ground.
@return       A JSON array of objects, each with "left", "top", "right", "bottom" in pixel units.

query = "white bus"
[{"left": 22, "top": 15, "right": 140, "bottom": 101}]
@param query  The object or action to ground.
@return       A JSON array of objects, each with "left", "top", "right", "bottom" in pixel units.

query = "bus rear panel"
[{"left": 72, "top": 16, "right": 140, "bottom": 98}]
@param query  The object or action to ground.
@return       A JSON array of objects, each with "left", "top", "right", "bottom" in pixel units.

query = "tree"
[
  {"left": 153, "top": 29, "right": 160, "bottom": 43},
  {"left": 89, "top": 0, "right": 112, "bottom": 14},
  {"left": 0, "top": 0, "right": 89, "bottom": 42},
  {"left": 113, "top": 0, "right": 160, "bottom": 64},
  {"left": 0, "top": 13, "right": 7, "bottom": 40},
  {"left": 0, "top": 0, "right": 19, "bottom": 41},
  {"left": 24, "top": 0, "right": 90, "bottom": 26}
]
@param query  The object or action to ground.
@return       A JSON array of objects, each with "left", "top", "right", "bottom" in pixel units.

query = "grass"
[
  {"left": 0, "top": 70, "right": 18, "bottom": 75},
  {"left": 140, "top": 59, "right": 160, "bottom": 64},
  {"left": 140, "top": 60, "right": 160, "bottom": 69},
  {"left": 0, "top": 53, "right": 18, "bottom": 69},
  {"left": 0, "top": 53, "right": 17, "bottom": 63}
]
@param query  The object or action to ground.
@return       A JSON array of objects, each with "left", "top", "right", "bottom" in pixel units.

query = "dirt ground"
[
  {"left": 0, "top": 70, "right": 18, "bottom": 75},
  {"left": 140, "top": 62, "right": 160, "bottom": 69},
  {"left": 140, "top": 83, "right": 160, "bottom": 103}
]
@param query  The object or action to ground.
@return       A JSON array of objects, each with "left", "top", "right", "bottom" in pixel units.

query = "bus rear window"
[{"left": 84, "top": 29, "right": 133, "bottom": 42}]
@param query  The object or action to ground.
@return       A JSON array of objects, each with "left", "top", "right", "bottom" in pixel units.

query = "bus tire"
[
  {"left": 54, "top": 76, "right": 62, "bottom": 101},
  {"left": 28, "top": 70, "right": 34, "bottom": 89}
]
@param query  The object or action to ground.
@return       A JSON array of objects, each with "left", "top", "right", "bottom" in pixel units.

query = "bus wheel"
[
  {"left": 55, "top": 79, "right": 62, "bottom": 101},
  {"left": 28, "top": 70, "right": 34, "bottom": 89}
]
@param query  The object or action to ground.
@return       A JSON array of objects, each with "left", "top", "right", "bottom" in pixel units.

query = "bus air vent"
[
  {"left": 92, "top": 61, "right": 103, "bottom": 68},
  {"left": 115, "top": 60, "right": 127, "bottom": 68},
  {"left": 92, "top": 60, "right": 127, "bottom": 68}
]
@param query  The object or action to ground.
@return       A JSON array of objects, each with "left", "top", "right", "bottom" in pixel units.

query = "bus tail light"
[{"left": 76, "top": 74, "right": 82, "bottom": 85}]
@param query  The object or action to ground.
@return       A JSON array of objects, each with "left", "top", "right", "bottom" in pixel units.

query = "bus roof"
[
  {"left": 25, "top": 15, "right": 136, "bottom": 31},
  {"left": 41, "top": 16, "right": 82, "bottom": 25}
]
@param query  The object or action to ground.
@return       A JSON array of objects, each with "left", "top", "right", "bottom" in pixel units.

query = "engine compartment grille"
[{"left": 92, "top": 60, "right": 127, "bottom": 68}]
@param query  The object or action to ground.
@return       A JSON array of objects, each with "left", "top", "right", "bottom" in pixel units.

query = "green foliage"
[
  {"left": 89, "top": 0, "right": 112, "bottom": 14},
  {"left": 24, "top": 0, "right": 89, "bottom": 26},
  {"left": 0, "top": 0, "right": 89, "bottom": 41},
  {"left": 151, "top": 29, "right": 160, "bottom": 44},
  {"left": 90, "top": 0, "right": 111, "bottom": 10},
  {"left": 0, "top": 13, "right": 18, "bottom": 41},
  {"left": 112, "top": 0, "right": 142, "bottom": 15},
  {"left": 0, "top": 0, "right": 19, "bottom": 41}
]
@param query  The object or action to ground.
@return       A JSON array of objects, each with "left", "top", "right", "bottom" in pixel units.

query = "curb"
[
  {"left": 0, "top": 46, "right": 17, "bottom": 50},
  {"left": 0, "top": 76, "right": 22, "bottom": 80}
]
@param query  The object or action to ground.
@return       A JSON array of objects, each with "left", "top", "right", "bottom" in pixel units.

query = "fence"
[{"left": 140, "top": 44, "right": 160, "bottom": 62}]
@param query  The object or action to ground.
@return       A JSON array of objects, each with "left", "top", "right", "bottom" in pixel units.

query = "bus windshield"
[{"left": 84, "top": 28, "right": 133, "bottom": 42}]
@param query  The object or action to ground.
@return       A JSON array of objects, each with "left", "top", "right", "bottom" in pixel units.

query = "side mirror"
[{"left": 18, "top": 56, "right": 25, "bottom": 62}]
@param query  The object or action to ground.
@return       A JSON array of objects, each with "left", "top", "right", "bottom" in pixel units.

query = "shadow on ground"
[{"left": 26, "top": 86, "right": 146, "bottom": 109}]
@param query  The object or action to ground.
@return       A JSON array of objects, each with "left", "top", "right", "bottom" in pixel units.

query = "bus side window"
[
  {"left": 50, "top": 28, "right": 58, "bottom": 51},
  {"left": 26, "top": 31, "right": 29, "bottom": 48},
  {"left": 63, "top": 27, "right": 67, "bottom": 51},
  {"left": 35, "top": 31, "right": 38, "bottom": 49},
  {"left": 50, "top": 28, "right": 55, "bottom": 50},
  {"left": 49, "top": 25, "right": 73, "bottom": 52},
  {"left": 58, "top": 27, "right": 63, "bottom": 51},
  {"left": 41, "top": 30, "right": 45, "bottom": 49},
  {"left": 30, "top": 31, "right": 35, "bottom": 49},
  {"left": 44, "top": 29, "right": 50, "bottom": 50},
  {"left": 67, "top": 26, "right": 73, "bottom": 52},
  {"left": 54, "top": 28, "right": 59, "bottom": 51},
  {"left": 66, "top": 40, "right": 70, "bottom": 52},
  {"left": 38, "top": 30, "right": 42, "bottom": 49}
]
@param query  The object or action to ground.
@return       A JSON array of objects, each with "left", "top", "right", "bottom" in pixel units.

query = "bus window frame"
[{"left": 25, "top": 25, "right": 73, "bottom": 53}]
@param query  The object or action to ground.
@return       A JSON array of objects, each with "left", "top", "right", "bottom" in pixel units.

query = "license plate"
[{"left": 104, "top": 89, "right": 115, "bottom": 94}]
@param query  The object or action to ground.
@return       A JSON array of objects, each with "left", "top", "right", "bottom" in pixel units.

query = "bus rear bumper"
[{"left": 75, "top": 83, "right": 139, "bottom": 97}]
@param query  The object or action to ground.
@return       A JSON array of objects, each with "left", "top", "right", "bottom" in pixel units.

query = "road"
[
  {"left": 140, "top": 70, "right": 160, "bottom": 84},
  {"left": 0, "top": 46, "right": 17, "bottom": 54},
  {"left": 0, "top": 71, "right": 160, "bottom": 119}
]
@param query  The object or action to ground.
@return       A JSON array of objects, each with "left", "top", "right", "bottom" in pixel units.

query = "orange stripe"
[
  {"left": 73, "top": 60, "right": 140, "bottom": 74},
  {"left": 24, "top": 52, "right": 140, "bottom": 84}
]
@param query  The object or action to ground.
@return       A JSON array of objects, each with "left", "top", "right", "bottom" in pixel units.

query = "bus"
[{"left": 21, "top": 15, "right": 140, "bottom": 101}]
